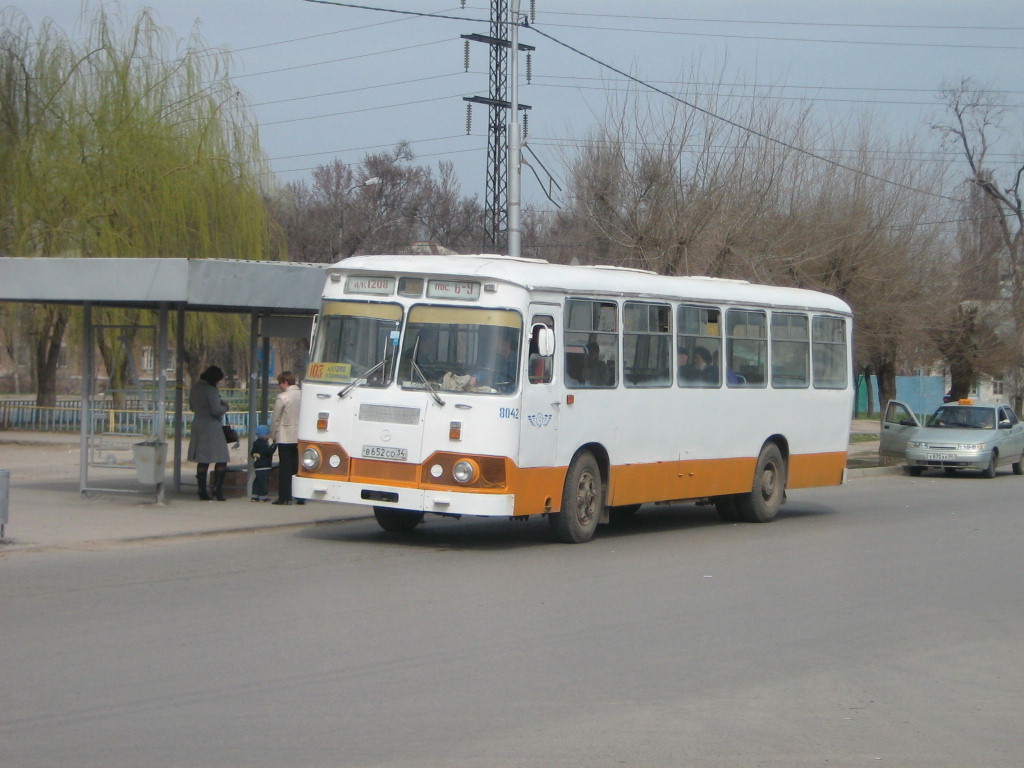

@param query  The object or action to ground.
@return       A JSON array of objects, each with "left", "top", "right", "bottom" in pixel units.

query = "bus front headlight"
[
  {"left": 301, "top": 446, "right": 322, "bottom": 471},
  {"left": 452, "top": 459, "right": 479, "bottom": 484}
]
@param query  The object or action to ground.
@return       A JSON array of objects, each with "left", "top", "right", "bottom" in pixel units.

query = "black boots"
[
  {"left": 197, "top": 472, "right": 211, "bottom": 501},
  {"left": 211, "top": 468, "right": 226, "bottom": 502},
  {"left": 198, "top": 469, "right": 226, "bottom": 501}
]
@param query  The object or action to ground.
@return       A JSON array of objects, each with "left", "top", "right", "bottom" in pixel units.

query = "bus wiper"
[
  {"left": 410, "top": 358, "right": 445, "bottom": 406},
  {"left": 338, "top": 356, "right": 388, "bottom": 398},
  {"left": 409, "top": 335, "right": 445, "bottom": 406}
]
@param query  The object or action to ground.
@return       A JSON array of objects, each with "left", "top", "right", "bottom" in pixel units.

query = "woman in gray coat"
[{"left": 188, "top": 365, "right": 230, "bottom": 500}]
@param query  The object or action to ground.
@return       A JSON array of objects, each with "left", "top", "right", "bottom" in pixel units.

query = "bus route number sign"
[
  {"left": 346, "top": 276, "right": 396, "bottom": 295},
  {"left": 306, "top": 362, "right": 352, "bottom": 381},
  {"left": 426, "top": 280, "right": 480, "bottom": 300}
]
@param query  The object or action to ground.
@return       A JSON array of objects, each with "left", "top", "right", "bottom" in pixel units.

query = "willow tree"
[{"left": 0, "top": 5, "right": 280, "bottom": 405}]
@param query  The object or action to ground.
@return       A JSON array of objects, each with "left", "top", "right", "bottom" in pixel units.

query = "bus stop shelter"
[{"left": 0, "top": 257, "right": 329, "bottom": 501}]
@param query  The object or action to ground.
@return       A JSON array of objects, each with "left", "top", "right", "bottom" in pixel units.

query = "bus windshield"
[
  {"left": 306, "top": 300, "right": 402, "bottom": 386},
  {"left": 398, "top": 305, "right": 522, "bottom": 394}
]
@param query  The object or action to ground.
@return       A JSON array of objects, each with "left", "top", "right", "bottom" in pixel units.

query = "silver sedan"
[{"left": 880, "top": 399, "right": 1024, "bottom": 478}]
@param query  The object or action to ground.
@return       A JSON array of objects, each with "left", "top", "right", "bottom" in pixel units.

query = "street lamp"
[{"left": 337, "top": 177, "right": 383, "bottom": 259}]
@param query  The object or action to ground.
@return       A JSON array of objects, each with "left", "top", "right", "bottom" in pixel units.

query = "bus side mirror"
[{"left": 534, "top": 326, "right": 555, "bottom": 357}]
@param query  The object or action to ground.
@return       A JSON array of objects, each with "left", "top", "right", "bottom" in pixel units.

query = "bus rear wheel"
[
  {"left": 373, "top": 507, "right": 424, "bottom": 532},
  {"left": 550, "top": 451, "right": 603, "bottom": 543},
  {"left": 735, "top": 443, "right": 786, "bottom": 523}
]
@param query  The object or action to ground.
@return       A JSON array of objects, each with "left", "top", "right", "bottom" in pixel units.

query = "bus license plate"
[
  {"left": 362, "top": 445, "right": 408, "bottom": 462},
  {"left": 927, "top": 452, "right": 956, "bottom": 461}
]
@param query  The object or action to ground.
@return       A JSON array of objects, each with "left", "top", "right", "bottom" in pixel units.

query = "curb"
[
  {"left": 846, "top": 465, "right": 904, "bottom": 480},
  {"left": 0, "top": 514, "right": 375, "bottom": 554}
]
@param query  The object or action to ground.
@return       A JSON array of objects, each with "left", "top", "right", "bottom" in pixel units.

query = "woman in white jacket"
[{"left": 271, "top": 370, "right": 302, "bottom": 505}]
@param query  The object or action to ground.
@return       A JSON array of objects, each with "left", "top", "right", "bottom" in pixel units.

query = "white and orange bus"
[{"left": 292, "top": 254, "right": 853, "bottom": 542}]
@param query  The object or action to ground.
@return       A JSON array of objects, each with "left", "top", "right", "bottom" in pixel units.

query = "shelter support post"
[
  {"left": 155, "top": 304, "right": 169, "bottom": 504},
  {"left": 173, "top": 306, "right": 185, "bottom": 492},
  {"left": 79, "top": 303, "right": 93, "bottom": 496},
  {"left": 261, "top": 335, "right": 271, "bottom": 425},
  {"left": 247, "top": 312, "right": 259, "bottom": 498}
]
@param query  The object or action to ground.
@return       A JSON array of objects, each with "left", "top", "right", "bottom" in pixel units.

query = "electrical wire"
[
  {"left": 269, "top": 134, "right": 471, "bottom": 161},
  {"left": 527, "top": 25, "right": 967, "bottom": 203},
  {"left": 300, "top": 0, "right": 483, "bottom": 23},
  {"left": 234, "top": 38, "right": 450, "bottom": 78},
  {"left": 260, "top": 92, "right": 472, "bottom": 126},
  {"left": 532, "top": 73, "right": 1024, "bottom": 97},
  {"left": 250, "top": 72, "right": 464, "bottom": 107},
  {"left": 515, "top": 9, "right": 1024, "bottom": 33},
  {"left": 525, "top": 78, "right": 1020, "bottom": 110},
  {"left": 522, "top": 19, "right": 1023, "bottom": 51}
]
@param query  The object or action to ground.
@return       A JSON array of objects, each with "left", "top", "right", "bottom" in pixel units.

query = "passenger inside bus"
[
  {"left": 527, "top": 320, "right": 553, "bottom": 384},
  {"left": 470, "top": 331, "right": 518, "bottom": 393},
  {"left": 565, "top": 338, "right": 613, "bottom": 387},
  {"left": 681, "top": 345, "right": 718, "bottom": 385},
  {"left": 677, "top": 348, "right": 690, "bottom": 379}
]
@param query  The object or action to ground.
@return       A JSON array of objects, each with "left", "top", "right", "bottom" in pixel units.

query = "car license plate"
[
  {"left": 926, "top": 452, "right": 956, "bottom": 461},
  {"left": 361, "top": 445, "right": 408, "bottom": 462}
]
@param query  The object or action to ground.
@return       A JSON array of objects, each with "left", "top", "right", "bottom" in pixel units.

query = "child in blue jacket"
[{"left": 250, "top": 424, "right": 276, "bottom": 502}]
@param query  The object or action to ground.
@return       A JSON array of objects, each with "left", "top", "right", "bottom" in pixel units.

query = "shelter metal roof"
[
  {"left": 0, "top": 257, "right": 329, "bottom": 312},
  {"left": 0, "top": 256, "right": 334, "bottom": 499}
]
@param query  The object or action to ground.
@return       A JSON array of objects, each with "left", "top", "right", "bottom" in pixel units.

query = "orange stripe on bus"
[
  {"left": 786, "top": 451, "right": 847, "bottom": 488},
  {"left": 303, "top": 449, "right": 846, "bottom": 516},
  {"left": 508, "top": 451, "right": 847, "bottom": 514}
]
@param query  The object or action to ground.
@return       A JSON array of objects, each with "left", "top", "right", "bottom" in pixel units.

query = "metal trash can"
[
  {"left": 0, "top": 468, "right": 9, "bottom": 538},
  {"left": 132, "top": 441, "right": 167, "bottom": 485}
]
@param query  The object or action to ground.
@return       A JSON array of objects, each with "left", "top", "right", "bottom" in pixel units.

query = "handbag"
[{"left": 222, "top": 424, "right": 239, "bottom": 443}]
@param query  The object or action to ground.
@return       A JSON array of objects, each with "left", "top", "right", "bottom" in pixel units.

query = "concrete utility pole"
[{"left": 463, "top": 0, "right": 532, "bottom": 256}]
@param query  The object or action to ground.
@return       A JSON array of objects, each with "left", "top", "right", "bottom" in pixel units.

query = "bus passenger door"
[{"left": 519, "top": 307, "right": 561, "bottom": 476}]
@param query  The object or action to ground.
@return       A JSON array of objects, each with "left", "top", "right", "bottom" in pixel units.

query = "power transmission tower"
[{"left": 463, "top": 1, "right": 532, "bottom": 253}]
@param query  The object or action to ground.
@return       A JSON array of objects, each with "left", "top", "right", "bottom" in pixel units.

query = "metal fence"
[{"left": 0, "top": 391, "right": 252, "bottom": 436}]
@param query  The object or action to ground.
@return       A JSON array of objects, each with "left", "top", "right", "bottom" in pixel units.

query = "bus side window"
[
  {"left": 564, "top": 299, "right": 618, "bottom": 388},
  {"left": 529, "top": 315, "right": 554, "bottom": 384}
]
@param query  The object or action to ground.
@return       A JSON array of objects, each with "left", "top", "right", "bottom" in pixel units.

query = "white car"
[{"left": 880, "top": 399, "right": 1024, "bottom": 478}]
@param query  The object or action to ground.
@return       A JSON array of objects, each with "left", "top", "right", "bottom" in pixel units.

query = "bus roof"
[{"left": 329, "top": 253, "right": 852, "bottom": 315}]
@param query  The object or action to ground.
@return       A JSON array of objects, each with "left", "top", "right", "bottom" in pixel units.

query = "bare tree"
[
  {"left": 267, "top": 147, "right": 484, "bottom": 261},
  {"left": 544, "top": 67, "right": 950, "bottom": 410},
  {"left": 935, "top": 78, "right": 1024, "bottom": 407}
]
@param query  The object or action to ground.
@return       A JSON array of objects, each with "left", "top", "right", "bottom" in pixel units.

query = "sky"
[{"left": 9, "top": 1, "right": 1024, "bottom": 210}]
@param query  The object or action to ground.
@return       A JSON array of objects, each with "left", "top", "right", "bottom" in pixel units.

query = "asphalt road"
[{"left": 2, "top": 472, "right": 1022, "bottom": 768}]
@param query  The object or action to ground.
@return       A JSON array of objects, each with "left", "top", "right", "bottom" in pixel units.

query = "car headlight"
[
  {"left": 958, "top": 443, "right": 986, "bottom": 451},
  {"left": 301, "top": 446, "right": 322, "bottom": 471},
  {"left": 908, "top": 441, "right": 928, "bottom": 448},
  {"left": 452, "top": 459, "right": 479, "bottom": 484}
]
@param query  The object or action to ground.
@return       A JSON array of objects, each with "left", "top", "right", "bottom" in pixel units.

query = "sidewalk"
[
  {"left": 0, "top": 430, "right": 370, "bottom": 553},
  {"left": 0, "top": 422, "right": 894, "bottom": 554}
]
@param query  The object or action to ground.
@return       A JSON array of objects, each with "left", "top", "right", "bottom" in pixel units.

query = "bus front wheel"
[
  {"left": 551, "top": 451, "right": 603, "bottom": 543},
  {"left": 735, "top": 443, "right": 786, "bottom": 523},
  {"left": 373, "top": 507, "right": 424, "bottom": 532}
]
